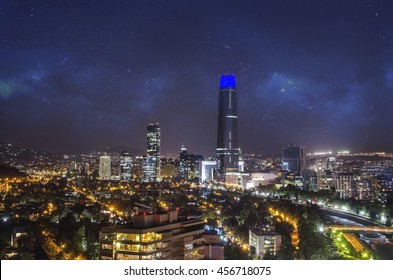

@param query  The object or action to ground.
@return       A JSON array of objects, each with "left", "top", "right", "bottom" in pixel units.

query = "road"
[
  {"left": 319, "top": 207, "right": 380, "bottom": 226},
  {"left": 327, "top": 225, "right": 393, "bottom": 233},
  {"left": 320, "top": 206, "right": 393, "bottom": 259},
  {"left": 342, "top": 233, "right": 367, "bottom": 252}
]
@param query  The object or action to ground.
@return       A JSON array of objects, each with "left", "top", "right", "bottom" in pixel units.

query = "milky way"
[{"left": 1, "top": 0, "right": 393, "bottom": 155}]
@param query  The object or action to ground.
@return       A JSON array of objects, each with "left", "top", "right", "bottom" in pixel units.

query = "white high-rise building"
[{"left": 99, "top": 155, "right": 111, "bottom": 180}]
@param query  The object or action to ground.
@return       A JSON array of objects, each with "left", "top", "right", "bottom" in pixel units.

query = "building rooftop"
[
  {"left": 250, "top": 225, "right": 280, "bottom": 236},
  {"left": 101, "top": 211, "right": 204, "bottom": 233}
]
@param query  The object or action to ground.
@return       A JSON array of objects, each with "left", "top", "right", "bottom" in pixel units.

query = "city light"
[{"left": 1, "top": 6, "right": 393, "bottom": 263}]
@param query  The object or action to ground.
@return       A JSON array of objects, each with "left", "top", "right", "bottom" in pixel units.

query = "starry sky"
[{"left": 1, "top": 0, "right": 393, "bottom": 156}]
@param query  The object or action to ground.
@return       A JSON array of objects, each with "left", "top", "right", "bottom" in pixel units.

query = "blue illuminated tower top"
[
  {"left": 220, "top": 74, "right": 236, "bottom": 89},
  {"left": 216, "top": 73, "right": 240, "bottom": 181}
]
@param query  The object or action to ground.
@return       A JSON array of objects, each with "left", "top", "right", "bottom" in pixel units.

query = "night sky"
[{"left": 1, "top": 0, "right": 393, "bottom": 156}]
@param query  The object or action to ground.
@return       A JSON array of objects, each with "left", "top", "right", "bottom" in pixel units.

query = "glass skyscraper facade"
[
  {"left": 143, "top": 123, "right": 160, "bottom": 182},
  {"left": 120, "top": 151, "right": 133, "bottom": 181},
  {"left": 216, "top": 74, "right": 241, "bottom": 180},
  {"left": 282, "top": 145, "right": 306, "bottom": 172}
]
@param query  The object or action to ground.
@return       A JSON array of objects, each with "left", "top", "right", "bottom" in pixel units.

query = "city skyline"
[{"left": 1, "top": 1, "right": 393, "bottom": 155}]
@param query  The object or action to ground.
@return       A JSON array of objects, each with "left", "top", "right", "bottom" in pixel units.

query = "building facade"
[
  {"left": 178, "top": 145, "right": 203, "bottom": 181},
  {"left": 160, "top": 158, "right": 177, "bottom": 180},
  {"left": 249, "top": 226, "right": 282, "bottom": 259},
  {"left": 200, "top": 160, "right": 217, "bottom": 183},
  {"left": 216, "top": 74, "right": 241, "bottom": 181},
  {"left": 120, "top": 151, "right": 133, "bottom": 181},
  {"left": 132, "top": 156, "right": 143, "bottom": 181},
  {"left": 282, "top": 145, "right": 306, "bottom": 172},
  {"left": 354, "top": 179, "right": 375, "bottom": 201},
  {"left": 203, "top": 231, "right": 224, "bottom": 260},
  {"left": 333, "top": 172, "right": 354, "bottom": 199},
  {"left": 99, "top": 155, "right": 111, "bottom": 180},
  {"left": 99, "top": 211, "right": 205, "bottom": 260},
  {"left": 143, "top": 123, "right": 160, "bottom": 182}
]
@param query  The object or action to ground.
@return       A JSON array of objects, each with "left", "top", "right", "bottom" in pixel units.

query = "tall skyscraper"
[
  {"left": 120, "top": 151, "right": 133, "bottom": 181},
  {"left": 99, "top": 155, "right": 111, "bottom": 180},
  {"left": 282, "top": 145, "right": 306, "bottom": 172},
  {"left": 216, "top": 74, "right": 241, "bottom": 180},
  {"left": 143, "top": 123, "right": 160, "bottom": 182}
]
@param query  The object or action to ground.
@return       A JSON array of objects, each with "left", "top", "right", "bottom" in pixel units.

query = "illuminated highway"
[
  {"left": 342, "top": 233, "right": 367, "bottom": 252},
  {"left": 319, "top": 206, "right": 393, "bottom": 259},
  {"left": 320, "top": 207, "right": 380, "bottom": 227},
  {"left": 326, "top": 225, "right": 393, "bottom": 233}
]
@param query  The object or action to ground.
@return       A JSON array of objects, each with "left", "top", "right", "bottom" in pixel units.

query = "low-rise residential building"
[
  {"left": 249, "top": 225, "right": 282, "bottom": 259},
  {"left": 99, "top": 211, "right": 205, "bottom": 260}
]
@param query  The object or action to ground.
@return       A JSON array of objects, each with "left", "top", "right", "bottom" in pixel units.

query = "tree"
[
  {"left": 224, "top": 245, "right": 251, "bottom": 260},
  {"left": 297, "top": 215, "right": 339, "bottom": 260},
  {"left": 58, "top": 213, "right": 78, "bottom": 233},
  {"left": 86, "top": 229, "right": 99, "bottom": 260},
  {"left": 0, "top": 234, "right": 10, "bottom": 250},
  {"left": 263, "top": 251, "right": 276, "bottom": 260},
  {"left": 222, "top": 216, "right": 238, "bottom": 229},
  {"left": 249, "top": 245, "right": 258, "bottom": 259},
  {"left": 72, "top": 225, "right": 86, "bottom": 253},
  {"left": 276, "top": 235, "right": 295, "bottom": 260},
  {"left": 275, "top": 221, "right": 294, "bottom": 238},
  {"left": 386, "top": 216, "right": 392, "bottom": 227},
  {"left": 43, "top": 237, "right": 61, "bottom": 259}
]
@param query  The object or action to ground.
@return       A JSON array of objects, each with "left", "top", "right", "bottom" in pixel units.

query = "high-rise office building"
[
  {"left": 132, "top": 156, "right": 144, "bottom": 180},
  {"left": 143, "top": 123, "right": 160, "bottom": 182},
  {"left": 178, "top": 145, "right": 188, "bottom": 179},
  {"left": 333, "top": 172, "right": 354, "bottom": 199},
  {"left": 216, "top": 74, "right": 241, "bottom": 181},
  {"left": 120, "top": 151, "right": 133, "bottom": 181},
  {"left": 178, "top": 145, "right": 204, "bottom": 181},
  {"left": 99, "top": 155, "right": 111, "bottom": 180},
  {"left": 282, "top": 145, "right": 306, "bottom": 172},
  {"left": 160, "top": 157, "right": 177, "bottom": 179}
]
